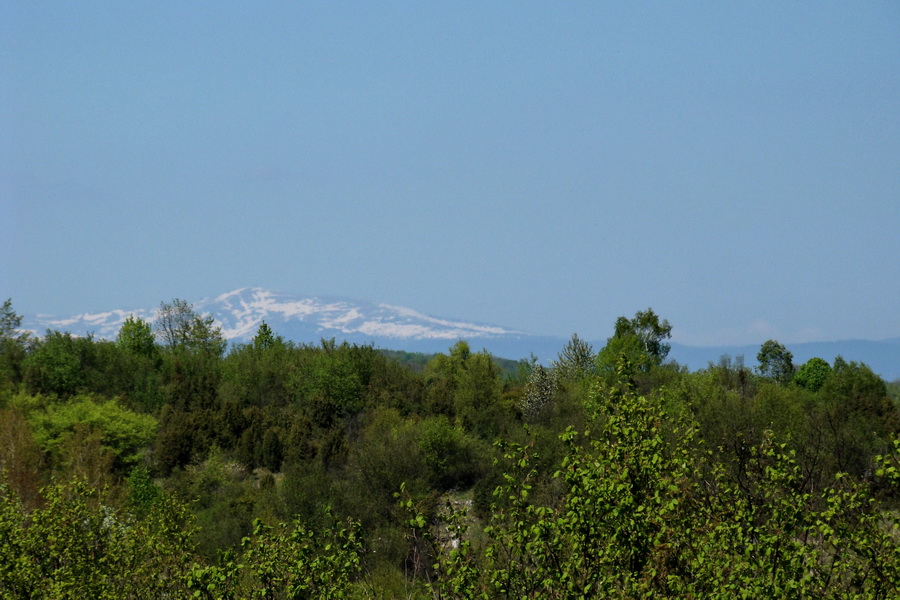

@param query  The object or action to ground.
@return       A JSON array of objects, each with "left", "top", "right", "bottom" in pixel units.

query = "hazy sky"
[{"left": 3, "top": 2, "right": 898, "bottom": 346}]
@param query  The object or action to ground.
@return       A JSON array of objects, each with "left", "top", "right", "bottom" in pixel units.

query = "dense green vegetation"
[{"left": 1, "top": 298, "right": 899, "bottom": 598}]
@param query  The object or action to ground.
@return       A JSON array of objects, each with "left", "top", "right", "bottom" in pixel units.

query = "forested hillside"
[{"left": 2, "top": 299, "right": 899, "bottom": 598}]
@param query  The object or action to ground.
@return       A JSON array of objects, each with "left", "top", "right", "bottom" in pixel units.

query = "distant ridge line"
[{"left": 18, "top": 288, "right": 900, "bottom": 380}]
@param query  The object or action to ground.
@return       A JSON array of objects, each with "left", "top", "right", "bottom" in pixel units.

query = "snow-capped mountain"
[
  {"left": 21, "top": 288, "right": 555, "bottom": 358},
  {"left": 19, "top": 289, "right": 900, "bottom": 378},
  {"left": 201, "top": 288, "right": 524, "bottom": 343}
]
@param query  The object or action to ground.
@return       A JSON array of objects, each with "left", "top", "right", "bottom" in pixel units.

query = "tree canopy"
[{"left": 1, "top": 298, "right": 898, "bottom": 598}]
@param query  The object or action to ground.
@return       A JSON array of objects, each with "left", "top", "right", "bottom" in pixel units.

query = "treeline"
[{"left": 1, "top": 299, "right": 898, "bottom": 598}]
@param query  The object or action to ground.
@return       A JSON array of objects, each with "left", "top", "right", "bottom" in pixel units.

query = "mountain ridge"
[
  {"left": 21, "top": 287, "right": 531, "bottom": 349},
  {"left": 19, "top": 288, "right": 900, "bottom": 380}
]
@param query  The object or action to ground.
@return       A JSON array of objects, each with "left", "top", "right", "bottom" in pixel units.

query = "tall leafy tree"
[
  {"left": 793, "top": 356, "right": 832, "bottom": 391},
  {"left": 756, "top": 339, "right": 794, "bottom": 384},
  {"left": 614, "top": 308, "right": 672, "bottom": 362},
  {"left": 252, "top": 321, "right": 279, "bottom": 351},
  {"left": 117, "top": 314, "right": 157, "bottom": 358},
  {"left": 598, "top": 308, "right": 672, "bottom": 377},
  {"left": 552, "top": 333, "right": 595, "bottom": 381},
  {"left": 154, "top": 300, "right": 226, "bottom": 414},
  {"left": 155, "top": 299, "right": 226, "bottom": 357},
  {"left": 0, "top": 299, "right": 31, "bottom": 392},
  {"left": 23, "top": 331, "right": 90, "bottom": 397},
  {"left": 0, "top": 299, "right": 27, "bottom": 343},
  {"left": 453, "top": 349, "right": 503, "bottom": 438}
]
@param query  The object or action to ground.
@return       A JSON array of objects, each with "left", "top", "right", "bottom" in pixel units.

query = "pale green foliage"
[
  {"left": 240, "top": 516, "right": 363, "bottom": 599},
  {"left": 23, "top": 394, "right": 157, "bottom": 471},
  {"left": 0, "top": 478, "right": 196, "bottom": 599},
  {"left": 410, "top": 360, "right": 900, "bottom": 599},
  {"left": 116, "top": 315, "right": 157, "bottom": 357},
  {"left": 184, "top": 513, "right": 364, "bottom": 599},
  {"left": 1, "top": 476, "right": 364, "bottom": 599},
  {"left": 794, "top": 356, "right": 832, "bottom": 391}
]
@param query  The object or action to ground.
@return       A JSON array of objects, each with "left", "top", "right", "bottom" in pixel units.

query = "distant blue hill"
[{"left": 667, "top": 339, "right": 900, "bottom": 382}]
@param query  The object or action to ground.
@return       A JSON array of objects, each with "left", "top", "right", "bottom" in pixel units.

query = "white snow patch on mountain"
[
  {"left": 356, "top": 321, "right": 469, "bottom": 339},
  {"left": 321, "top": 308, "right": 363, "bottom": 330},
  {"left": 379, "top": 304, "right": 521, "bottom": 336},
  {"left": 21, "top": 288, "right": 528, "bottom": 348}
]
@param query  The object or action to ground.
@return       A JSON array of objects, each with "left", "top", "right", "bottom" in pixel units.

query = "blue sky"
[{"left": 2, "top": 2, "right": 898, "bottom": 346}]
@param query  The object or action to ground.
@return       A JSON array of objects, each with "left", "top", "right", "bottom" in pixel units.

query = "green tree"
[
  {"left": 111, "top": 315, "right": 165, "bottom": 411},
  {"left": 418, "top": 415, "right": 484, "bottom": 491},
  {"left": 423, "top": 341, "right": 470, "bottom": 416},
  {"left": 0, "top": 299, "right": 27, "bottom": 343},
  {"left": 157, "top": 301, "right": 226, "bottom": 411},
  {"left": 261, "top": 427, "right": 284, "bottom": 472},
  {"left": 252, "top": 320, "right": 279, "bottom": 351},
  {"left": 127, "top": 464, "right": 162, "bottom": 517},
  {"left": 615, "top": 308, "right": 672, "bottom": 362},
  {"left": 23, "top": 331, "right": 91, "bottom": 397},
  {"left": 424, "top": 340, "right": 507, "bottom": 437},
  {"left": 793, "top": 356, "right": 832, "bottom": 392},
  {"left": 552, "top": 333, "right": 595, "bottom": 381},
  {"left": 818, "top": 358, "right": 897, "bottom": 475},
  {"left": 292, "top": 343, "right": 364, "bottom": 428},
  {"left": 117, "top": 314, "right": 157, "bottom": 358},
  {"left": 219, "top": 336, "right": 293, "bottom": 410},
  {"left": 597, "top": 309, "right": 672, "bottom": 380},
  {"left": 0, "top": 300, "right": 30, "bottom": 393},
  {"left": 346, "top": 407, "right": 428, "bottom": 520},
  {"left": 155, "top": 299, "right": 226, "bottom": 357},
  {"left": 24, "top": 394, "right": 158, "bottom": 473},
  {"left": 453, "top": 349, "right": 504, "bottom": 438},
  {"left": 756, "top": 339, "right": 794, "bottom": 384}
]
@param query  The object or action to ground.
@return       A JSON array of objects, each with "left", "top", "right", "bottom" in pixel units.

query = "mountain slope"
[{"left": 22, "top": 287, "right": 544, "bottom": 356}]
